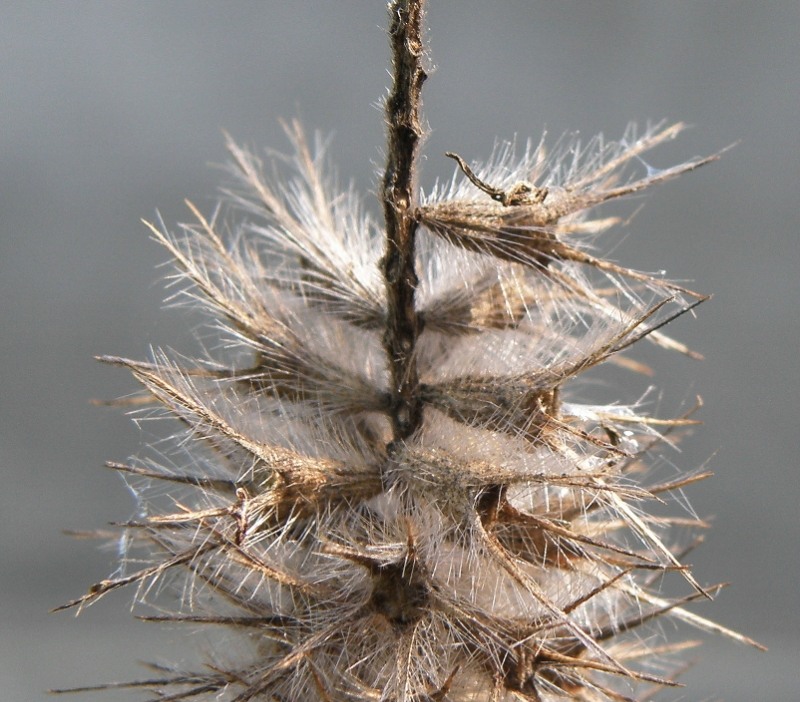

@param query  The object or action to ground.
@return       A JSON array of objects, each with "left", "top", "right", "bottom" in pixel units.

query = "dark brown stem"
[{"left": 381, "top": 0, "right": 427, "bottom": 442}]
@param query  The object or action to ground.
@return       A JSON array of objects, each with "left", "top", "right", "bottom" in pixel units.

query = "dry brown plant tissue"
[{"left": 58, "top": 2, "right": 762, "bottom": 700}]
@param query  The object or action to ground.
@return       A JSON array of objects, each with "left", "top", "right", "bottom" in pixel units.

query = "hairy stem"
[{"left": 381, "top": 0, "right": 427, "bottom": 442}]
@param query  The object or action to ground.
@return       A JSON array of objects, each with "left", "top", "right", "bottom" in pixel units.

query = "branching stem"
[{"left": 381, "top": 0, "right": 427, "bottom": 442}]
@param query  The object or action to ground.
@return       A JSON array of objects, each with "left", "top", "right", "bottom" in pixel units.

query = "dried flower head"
[{"left": 59, "top": 2, "right": 761, "bottom": 701}]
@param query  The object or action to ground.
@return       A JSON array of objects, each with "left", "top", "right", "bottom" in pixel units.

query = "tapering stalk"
[{"left": 381, "top": 0, "right": 427, "bottom": 442}]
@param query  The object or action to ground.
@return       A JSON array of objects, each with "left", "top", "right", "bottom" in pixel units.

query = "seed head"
[{"left": 59, "top": 3, "right": 761, "bottom": 701}]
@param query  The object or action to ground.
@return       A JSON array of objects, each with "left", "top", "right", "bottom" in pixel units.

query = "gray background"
[{"left": 2, "top": 2, "right": 797, "bottom": 699}]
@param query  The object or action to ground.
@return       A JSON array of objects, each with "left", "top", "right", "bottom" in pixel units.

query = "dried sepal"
[
  {"left": 223, "top": 122, "right": 386, "bottom": 330},
  {"left": 418, "top": 123, "right": 714, "bottom": 300}
]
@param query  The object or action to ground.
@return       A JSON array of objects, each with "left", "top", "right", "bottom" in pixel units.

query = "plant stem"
[{"left": 381, "top": 0, "right": 427, "bottom": 443}]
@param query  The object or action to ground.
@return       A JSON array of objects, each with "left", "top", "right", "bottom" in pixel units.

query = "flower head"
[{"left": 60, "top": 4, "right": 760, "bottom": 700}]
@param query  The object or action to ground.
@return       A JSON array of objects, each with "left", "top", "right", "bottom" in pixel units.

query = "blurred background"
[{"left": 2, "top": 2, "right": 797, "bottom": 699}]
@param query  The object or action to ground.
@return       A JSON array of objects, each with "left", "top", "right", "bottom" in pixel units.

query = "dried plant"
[{"left": 58, "top": 2, "right": 762, "bottom": 700}]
